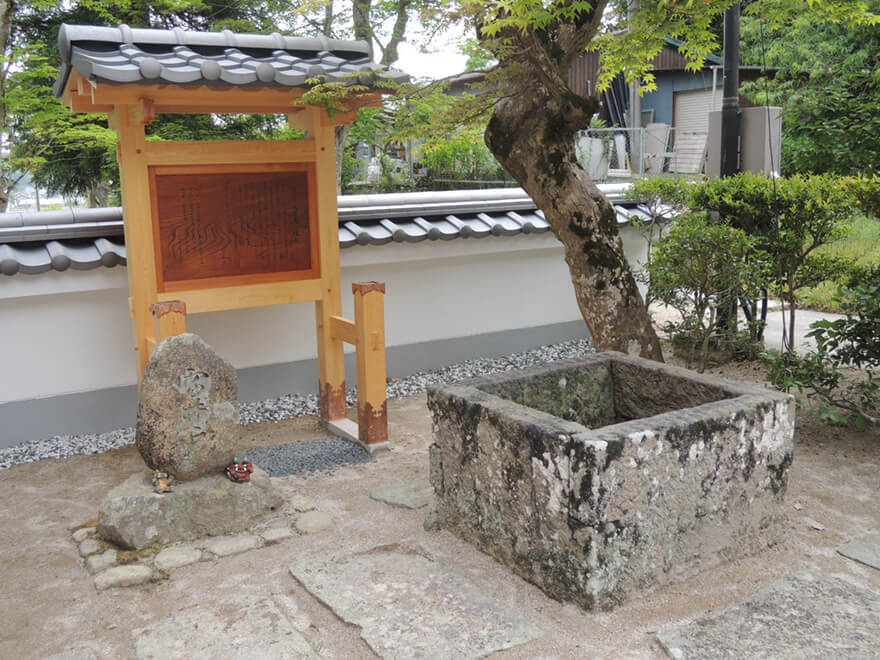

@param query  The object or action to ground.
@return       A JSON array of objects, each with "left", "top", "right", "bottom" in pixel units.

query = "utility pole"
[
  {"left": 720, "top": 2, "right": 741, "bottom": 176},
  {"left": 628, "top": 0, "right": 642, "bottom": 172},
  {"left": 718, "top": 3, "right": 742, "bottom": 337}
]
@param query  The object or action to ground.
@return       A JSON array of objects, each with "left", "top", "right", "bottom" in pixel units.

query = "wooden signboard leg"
[
  {"left": 310, "top": 113, "right": 348, "bottom": 422},
  {"left": 353, "top": 282, "right": 388, "bottom": 449},
  {"left": 151, "top": 301, "right": 187, "bottom": 341},
  {"left": 111, "top": 103, "right": 160, "bottom": 384},
  {"left": 316, "top": 299, "right": 347, "bottom": 420}
]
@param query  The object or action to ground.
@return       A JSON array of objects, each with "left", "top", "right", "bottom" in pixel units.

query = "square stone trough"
[{"left": 427, "top": 352, "right": 794, "bottom": 611}]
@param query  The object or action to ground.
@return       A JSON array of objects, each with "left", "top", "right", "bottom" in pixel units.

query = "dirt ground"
[{"left": 1, "top": 353, "right": 878, "bottom": 659}]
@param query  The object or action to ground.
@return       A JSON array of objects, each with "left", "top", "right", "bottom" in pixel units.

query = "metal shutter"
[{"left": 673, "top": 88, "right": 716, "bottom": 132}]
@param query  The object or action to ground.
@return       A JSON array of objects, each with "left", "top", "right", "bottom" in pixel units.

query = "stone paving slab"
[
  {"left": 95, "top": 565, "right": 153, "bottom": 591},
  {"left": 657, "top": 571, "right": 880, "bottom": 659},
  {"left": 290, "top": 544, "right": 541, "bottom": 659},
  {"left": 132, "top": 595, "right": 319, "bottom": 659},
  {"left": 838, "top": 533, "right": 880, "bottom": 571},
  {"left": 153, "top": 545, "right": 201, "bottom": 571},
  {"left": 370, "top": 479, "right": 433, "bottom": 509},
  {"left": 202, "top": 534, "right": 262, "bottom": 557}
]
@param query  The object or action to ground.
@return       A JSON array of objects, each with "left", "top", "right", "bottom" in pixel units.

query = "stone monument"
[
  {"left": 136, "top": 333, "right": 238, "bottom": 480},
  {"left": 97, "top": 333, "right": 282, "bottom": 550}
]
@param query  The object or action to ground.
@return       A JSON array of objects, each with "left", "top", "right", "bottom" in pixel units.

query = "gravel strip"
[
  {"left": 236, "top": 437, "right": 373, "bottom": 476},
  {"left": 0, "top": 337, "right": 593, "bottom": 470}
]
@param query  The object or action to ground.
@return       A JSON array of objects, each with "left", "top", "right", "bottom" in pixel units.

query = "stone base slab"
[
  {"left": 97, "top": 466, "right": 283, "bottom": 549},
  {"left": 657, "top": 571, "right": 880, "bottom": 659},
  {"left": 290, "top": 545, "right": 541, "bottom": 658},
  {"left": 132, "top": 596, "right": 319, "bottom": 659},
  {"left": 838, "top": 533, "right": 880, "bottom": 571}
]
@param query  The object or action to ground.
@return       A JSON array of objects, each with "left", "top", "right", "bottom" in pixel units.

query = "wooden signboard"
[{"left": 149, "top": 163, "right": 319, "bottom": 292}]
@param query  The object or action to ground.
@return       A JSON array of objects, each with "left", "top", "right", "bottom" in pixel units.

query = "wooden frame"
[{"left": 62, "top": 67, "right": 389, "bottom": 449}]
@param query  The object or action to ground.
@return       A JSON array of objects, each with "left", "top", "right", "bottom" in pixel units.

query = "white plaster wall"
[{"left": 0, "top": 228, "right": 649, "bottom": 405}]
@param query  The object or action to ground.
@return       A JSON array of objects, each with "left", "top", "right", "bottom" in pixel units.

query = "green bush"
[
  {"left": 842, "top": 175, "right": 880, "bottom": 219},
  {"left": 647, "top": 213, "right": 766, "bottom": 372},
  {"left": 418, "top": 129, "right": 508, "bottom": 184},
  {"left": 765, "top": 266, "right": 880, "bottom": 426},
  {"left": 628, "top": 177, "right": 693, "bottom": 306},
  {"left": 685, "top": 173, "right": 855, "bottom": 351}
]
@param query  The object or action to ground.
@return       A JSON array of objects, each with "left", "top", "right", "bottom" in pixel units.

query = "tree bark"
[
  {"left": 485, "top": 84, "right": 663, "bottom": 360},
  {"left": 0, "top": 0, "right": 17, "bottom": 213},
  {"left": 334, "top": 123, "right": 350, "bottom": 194},
  {"left": 378, "top": 0, "right": 411, "bottom": 65},
  {"left": 352, "top": 0, "right": 373, "bottom": 59},
  {"left": 322, "top": 0, "right": 334, "bottom": 37}
]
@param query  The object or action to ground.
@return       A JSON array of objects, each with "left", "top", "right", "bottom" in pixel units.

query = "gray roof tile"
[
  {"left": 0, "top": 186, "right": 659, "bottom": 275},
  {"left": 54, "top": 24, "right": 408, "bottom": 96}
]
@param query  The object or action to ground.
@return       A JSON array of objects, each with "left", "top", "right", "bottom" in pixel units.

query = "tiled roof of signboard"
[
  {"left": 0, "top": 186, "right": 667, "bottom": 276},
  {"left": 53, "top": 23, "right": 409, "bottom": 97}
]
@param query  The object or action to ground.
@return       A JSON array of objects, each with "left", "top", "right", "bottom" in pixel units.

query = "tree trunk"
[
  {"left": 334, "top": 123, "right": 350, "bottom": 194},
  {"left": 379, "top": 0, "right": 411, "bottom": 65},
  {"left": 0, "top": 0, "right": 17, "bottom": 214},
  {"left": 322, "top": 0, "right": 334, "bottom": 37},
  {"left": 485, "top": 86, "right": 663, "bottom": 360},
  {"left": 352, "top": 0, "right": 373, "bottom": 59}
]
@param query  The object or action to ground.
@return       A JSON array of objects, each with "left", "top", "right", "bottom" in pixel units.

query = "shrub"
[
  {"left": 842, "top": 174, "right": 880, "bottom": 220},
  {"left": 418, "top": 128, "right": 508, "bottom": 184},
  {"left": 647, "top": 213, "right": 766, "bottom": 372},
  {"left": 765, "top": 265, "right": 880, "bottom": 426},
  {"left": 686, "top": 173, "right": 855, "bottom": 351}
]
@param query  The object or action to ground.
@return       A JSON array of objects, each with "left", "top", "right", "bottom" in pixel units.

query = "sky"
[
  {"left": 395, "top": 41, "right": 469, "bottom": 80},
  {"left": 381, "top": 19, "right": 470, "bottom": 81}
]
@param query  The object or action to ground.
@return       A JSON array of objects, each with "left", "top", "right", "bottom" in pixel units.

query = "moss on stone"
[{"left": 71, "top": 520, "right": 98, "bottom": 533}]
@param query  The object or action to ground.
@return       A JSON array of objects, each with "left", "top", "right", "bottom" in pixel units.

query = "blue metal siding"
[{"left": 640, "top": 71, "right": 719, "bottom": 126}]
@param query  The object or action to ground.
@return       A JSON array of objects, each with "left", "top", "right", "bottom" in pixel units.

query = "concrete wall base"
[{"left": 0, "top": 320, "right": 589, "bottom": 449}]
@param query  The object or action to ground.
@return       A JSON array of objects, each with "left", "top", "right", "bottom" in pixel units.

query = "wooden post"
[
  {"left": 111, "top": 102, "right": 159, "bottom": 384},
  {"left": 353, "top": 281, "right": 388, "bottom": 448},
  {"left": 293, "top": 108, "right": 347, "bottom": 421},
  {"left": 151, "top": 300, "right": 187, "bottom": 341}
]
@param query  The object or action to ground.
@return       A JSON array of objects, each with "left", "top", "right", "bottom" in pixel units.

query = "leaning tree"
[{"left": 456, "top": 0, "right": 877, "bottom": 360}]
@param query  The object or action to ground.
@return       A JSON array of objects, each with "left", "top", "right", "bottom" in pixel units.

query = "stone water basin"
[{"left": 427, "top": 352, "right": 794, "bottom": 610}]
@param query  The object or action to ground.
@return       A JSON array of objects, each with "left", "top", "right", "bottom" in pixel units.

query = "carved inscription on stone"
[
  {"left": 172, "top": 368, "right": 212, "bottom": 437},
  {"left": 154, "top": 169, "right": 314, "bottom": 284}
]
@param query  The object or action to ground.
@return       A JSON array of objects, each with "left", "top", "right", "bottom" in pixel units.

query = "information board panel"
[{"left": 150, "top": 164, "right": 319, "bottom": 291}]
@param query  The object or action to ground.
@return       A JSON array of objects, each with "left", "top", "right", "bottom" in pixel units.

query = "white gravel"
[{"left": 0, "top": 338, "right": 593, "bottom": 470}]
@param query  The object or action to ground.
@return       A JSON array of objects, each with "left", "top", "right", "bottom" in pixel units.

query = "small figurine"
[
  {"left": 226, "top": 461, "right": 254, "bottom": 483},
  {"left": 151, "top": 470, "right": 175, "bottom": 494}
]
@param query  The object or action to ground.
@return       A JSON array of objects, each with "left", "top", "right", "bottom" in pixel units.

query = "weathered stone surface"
[
  {"left": 290, "top": 546, "right": 541, "bottom": 658},
  {"left": 657, "top": 571, "right": 880, "bottom": 659},
  {"left": 480, "top": 359, "right": 615, "bottom": 429},
  {"left": 203, "top": 534, "right": 262, "bottom": 557},
  {"left": 97, "top": 467, "right": 282, "bottom": 550},
  {"left": 78, "top": 539, "right": 102, "bottom": 558},
  {"left": 72, "top": 527, "right": 95, "bottom": 543},
  {"left": 370, "top": 479, "right": 433, "bottom": 509},
  {"left": 295, "top": 511, "right": 332, "bottom": 534},
  {"left": 43, "top": 647, "right": 99, "bottom": 660},
  {"left": 428, "top": 352, "right": 795, "bottom": 610},
  {"left": 94, "top": 565, "right": 152, "bottom": 590},
  {"left": 261, "top": 525, "right": 294, "bottom": 543},
  {"left": 838, "top": 532, "right": 880, "bottom": 571},
  {"left": 85, "top": 550, "right": 117, "bottom": 574},
  {"left": 136, "top": 333, "right": 238, "bottom": 480},
  {"left": 289, "top": 495, "right": 317, "bottom": 512},
  {"left": 154, "top": 545, "right": 202, "bottom": 571},
  {"left": 132, "top": 595, "right": 319, "bottom": 659}
]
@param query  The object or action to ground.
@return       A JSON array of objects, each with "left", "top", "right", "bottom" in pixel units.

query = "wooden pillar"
[
  {"left": 151, "top": 300, "right": 187, "bottom": 341},
  {"left": 110, "top": 102, "right": 159, "bottom": 384},
  {"left": 353, "top": 281, "right": 388, "bottom": 448},
  {"left": 291, "top": 108, "right": 346, "bottom": 420}
]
